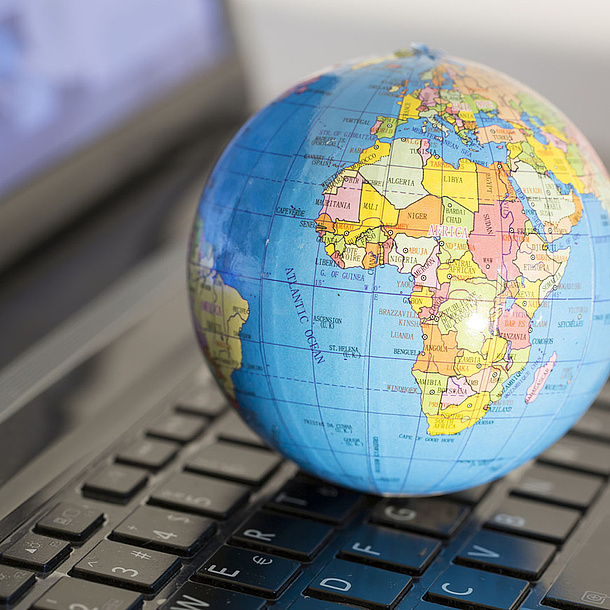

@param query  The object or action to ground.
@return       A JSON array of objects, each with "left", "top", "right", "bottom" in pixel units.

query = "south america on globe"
[{"left": 188, "top": 45, "right": 610, "bottom": 495}]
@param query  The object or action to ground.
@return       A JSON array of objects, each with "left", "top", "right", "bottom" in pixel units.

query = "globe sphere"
[{"left": 189, "top": 46, "right": 610, "bottom": 495}]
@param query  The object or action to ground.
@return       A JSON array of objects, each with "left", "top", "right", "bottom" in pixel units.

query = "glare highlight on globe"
[{"left": 189, "top": 46, "right": 610, "bottom": 495}]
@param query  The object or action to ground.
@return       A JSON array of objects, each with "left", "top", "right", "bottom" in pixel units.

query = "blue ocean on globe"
[{"left": 189, "top": 46, "right": 610, "bottom": 495}]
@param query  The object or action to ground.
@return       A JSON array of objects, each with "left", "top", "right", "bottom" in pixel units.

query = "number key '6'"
[
  {"left": 384, "top": 505, "right": 417, "bottom": 521},
  {"left": 441, "top": 583, "right": 474, "bottom": 596},
  {"left": 493, "top": 514, "right": 526, "bottom": 528}
]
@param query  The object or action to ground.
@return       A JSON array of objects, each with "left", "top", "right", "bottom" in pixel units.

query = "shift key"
[{"left": 544, "top": 512, "right": 610, "bottom": 609}]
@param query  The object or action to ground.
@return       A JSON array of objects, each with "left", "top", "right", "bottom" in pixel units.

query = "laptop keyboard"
[{"left": 1, "top": 373, "right": 609, "bottom": 610}]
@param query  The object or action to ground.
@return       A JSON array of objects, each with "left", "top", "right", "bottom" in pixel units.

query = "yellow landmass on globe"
[
  {"left": 526, "top": 135, "right": 586, "bottom": 194},
  {"left": 513, "top": 277, "right": 545, "bottom": 319},
  {"left": 359, "top": 183, "right": 399, "bottom": 226},
  {"left": 410, "top": 286, "right": 434, "bottom": 313},
  {"left": 412, "top": 370, "right": 448, "bottom": 417},
  {"left": 422, "top": 157, "right": 479, "bottom": 213},
  {"left": 398, "top": 92, "right": 422, "bottom": 121},
  {"left": 426, "top": 391, "right": 491, "bottom": 436},
  {"left": 190, "top": 265, "right": 249, "bottom": 401},
  {"left": 437, "top": 251, "right": 484, "bottom": 283}
]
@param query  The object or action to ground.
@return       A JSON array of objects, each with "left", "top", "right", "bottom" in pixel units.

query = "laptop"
[{"left": 0, "top": 2, "right": 609, "bottom": 609}]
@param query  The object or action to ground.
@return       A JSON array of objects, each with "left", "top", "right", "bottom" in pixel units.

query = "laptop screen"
[
  {"left": 0, "top": 0, "right": 242, "bottom": 275},
  {"left": 0, "top": 0, "right": 229, "bottom": 198}
]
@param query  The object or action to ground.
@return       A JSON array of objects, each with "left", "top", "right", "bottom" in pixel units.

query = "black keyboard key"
[
  {"left": 291, "top": 598, "right": 346, "bottom": 609},
  {"left": 196, "top": 546, "right": 300, "bottom": 599},
  {"left": 231, "top": 511, "right": 333, "bottom": 561},
  {"left": 455, "top": 530, "right": 555, "bottom": 580},
  {"left": 162, "top": 581, "right": 265, "bottom": 610},
  {"left": 72, "top": 540, "right": 180, "bottom": 593},
  {"left": 185, "top": 442, "right": 282, "bottom": 486},
  {"left": 306, "top": 558, "right": 412, "bottom": 609},
  {"left": 426, "top": 564, "right": 529, "bottom": 610},
  {"left": 544, "top": 512, "right": 610, "bottom": 610},
  {"left": 82, "top": 465, "right": 147, "bottom": 504},
  {"left": 33, "top": 578, "right": 142, "bottom": 610},
  {"left": 370, "top": 497, "right": 469, "bottom": 539},
  {"left": 149, "top": 472, "right": 250, "bottom": 519},
  {"left": 113, "top": 505, "right": 216, "bottom": 556},
  {"left": 448, "top": 483, "right": 492, "bottom": 505},
  {"left": 116, "top": 438, "right": 179, "bottom": 471},
  {"left": 268, "top": 480, "right": 361, "bottom": 525},
  {"left": 216, "top": 412, "right": 268, "bottom": 448},
  {"left": 0, "top": 565, "right": 35, "bottom": 604},
  {"left": 36, "top": 502, "right": 104, "bottom": 542},
  {"left": 486, "top": 497, "right": 580, "bottom": 544},
  {"left": 290, "top": 598, "right": 345, "bottom": 609},
  {"left": 338, "top": 524, "right": 440, "bottom": 575},
  {"left": 176, "top": 387, "right": 228, "bottom": 418},
  {"left": 147, "top": 413, "right": 208, "bottom": 444},
  {"left": 538, "top": 435, "right": 610, "bottom": 476},
  {"left": 571, "top": 406, "right": 610, "bottom": 441},
  {"left": 1, "top": 533, "right": 70, "bottom": 573},
  {"left": 513, "top": 463, "right": 603, "bottom": 509},
  {"left": 410, "top": 599, "right": 458, "bottom": 610}
]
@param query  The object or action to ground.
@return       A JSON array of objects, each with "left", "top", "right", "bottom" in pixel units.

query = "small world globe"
[{"left": 189, "top": 46, "right": 610, "bottom": 495}]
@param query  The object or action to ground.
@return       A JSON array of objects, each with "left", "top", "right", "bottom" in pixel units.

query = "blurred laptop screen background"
[
  {"left": 0, "top": 0, "right": 245, "bottom": 368},
  {"left": 0, "top": 0, "right": 241, "bottom": 268},
  {"left": 0, "top": 0, "right": 228, "bottom": 199}
]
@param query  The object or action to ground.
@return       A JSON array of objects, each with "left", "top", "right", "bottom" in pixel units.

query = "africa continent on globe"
[{"left": 189, "top": 46, "right": 610, "bottom": 495}]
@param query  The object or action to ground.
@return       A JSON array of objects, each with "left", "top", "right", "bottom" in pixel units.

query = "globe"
[{"left": 188, "top": 45, "right": 610, "bottom": 495}]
